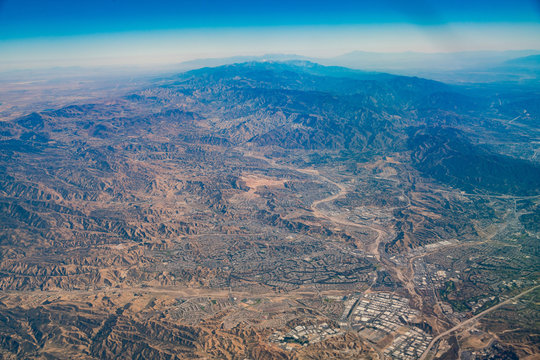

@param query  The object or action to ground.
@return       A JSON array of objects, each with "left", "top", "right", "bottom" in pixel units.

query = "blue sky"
[{"left": 1, "top": 0, "right": 539, "bottom": 69}]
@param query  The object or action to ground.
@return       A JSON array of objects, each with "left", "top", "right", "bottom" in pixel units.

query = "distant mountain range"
[
  {"left": 7, "top": 60, "right": 538, "bottom": 195},
  {"left": 326, "top": 50, "right": 540, "bottom": 71},
  {"left": 2, "top": 50, "right": 539, "bottom": 86},
  {"left": 169, "top": 61, "right": 540, "bottom": 195},
  {"left": 175, "top": 50, "right": 540, "bottom": 84}
]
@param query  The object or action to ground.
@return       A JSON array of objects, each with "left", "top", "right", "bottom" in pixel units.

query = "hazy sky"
[{"left": 1, "top": 0, "right": 539, "bottom": 70}]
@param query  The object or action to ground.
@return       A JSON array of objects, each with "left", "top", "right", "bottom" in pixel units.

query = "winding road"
[
  {"left": 244, "top": 151, "right": 538, "bottom": 360},
  {"left": 244, "top": 151, "right": 387, "bottom": 261}
]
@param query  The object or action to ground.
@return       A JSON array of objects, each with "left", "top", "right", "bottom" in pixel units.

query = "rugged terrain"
[{"left": 0, "top": 61, "right": 538, "bottom": 359}]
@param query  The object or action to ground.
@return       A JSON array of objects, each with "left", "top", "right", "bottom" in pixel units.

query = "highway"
[{"left": 419, "top": 284, "right": 540, "bottom": 360}]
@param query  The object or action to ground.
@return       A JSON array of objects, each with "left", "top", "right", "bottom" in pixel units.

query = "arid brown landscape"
[{"left": 0, "top": 61, "right": 538, "bottom": 359}]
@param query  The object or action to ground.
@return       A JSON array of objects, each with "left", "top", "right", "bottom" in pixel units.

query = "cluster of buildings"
[
  {"left": 269, "top": 323, "right": 343, "bottom": 351},
  {"left": 469, "top": 295, "right": 497, "bottom": 313},
  {"left": 350, "top": 292, "right": 419, "bottom": 331},
  {"left": 269, "top": 292, "right": 437, "bottom": 358},
  {"left": 340, "top": 295, "right": 359, "bottom": 322},
  {"left": 384, "top": 327, "right": 432, "bottom": 360},
  {"left": 348, "top": 292, "right": 433, "bottom": 360},
  {"left": 413, "top": 261, "right": 452, "bottom": 290}
]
